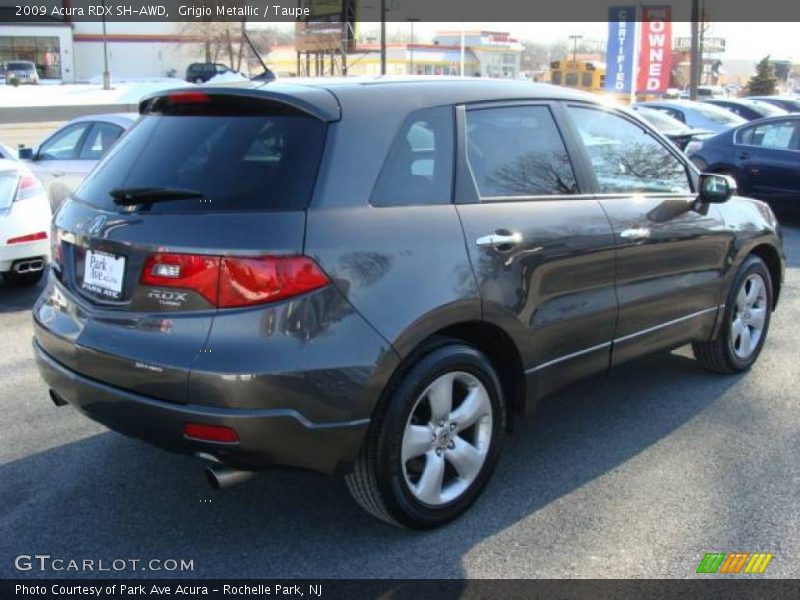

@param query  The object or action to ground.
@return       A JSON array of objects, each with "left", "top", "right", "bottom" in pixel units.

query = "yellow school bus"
[{"left": 549, "top": 61, "right": 606, "bottom": 92}]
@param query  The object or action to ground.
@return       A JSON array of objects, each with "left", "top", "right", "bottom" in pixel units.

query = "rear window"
[
  {"left": 7, "top": 62, "right": 34, "bottom": 71},
  {"left": 75, "top": 110, "right": 326, "bottom": 213}
]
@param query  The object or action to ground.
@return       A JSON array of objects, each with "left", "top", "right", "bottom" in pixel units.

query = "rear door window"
[
  {"left": 737, "top": 121, "right": 799, "bottom": 150},
  {"left": 75, "top": 109, "right": 326, "bottom": 213},
  {"left": 79, "top": 122, "right": 124, "bottom": 160},
  {"left": 465, "top": 105, "right": 578, "bottom": 198}
]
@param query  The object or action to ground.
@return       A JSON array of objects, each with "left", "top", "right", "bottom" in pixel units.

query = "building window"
[{"left": 0, "top": 36, "right": 61, "bottom": 79}]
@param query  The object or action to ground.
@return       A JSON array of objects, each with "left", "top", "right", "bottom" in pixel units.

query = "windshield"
[
  {"left": 6, "top": 62, "right": 34, "bottom": 71},
  {"left": 75, "top": 112, "right": 326, "bottom": 214}
]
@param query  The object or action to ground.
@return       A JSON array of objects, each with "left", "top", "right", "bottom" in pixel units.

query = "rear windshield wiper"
[{"left": 110, "top": 187, "right": 204, "bottom": 206}]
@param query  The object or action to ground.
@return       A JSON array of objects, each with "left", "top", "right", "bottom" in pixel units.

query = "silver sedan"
[{"left": 19, "top": 113, "right": 137, "bottom": 212}]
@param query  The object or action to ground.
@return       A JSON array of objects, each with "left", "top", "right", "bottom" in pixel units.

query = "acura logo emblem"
[{"left": 87, "top": 215, "right": 107, "bottom": 235}]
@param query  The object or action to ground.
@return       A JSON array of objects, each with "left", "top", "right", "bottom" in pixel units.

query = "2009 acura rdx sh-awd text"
[{"left": 33, "top": 78, "right": 784, "bottom": 528}]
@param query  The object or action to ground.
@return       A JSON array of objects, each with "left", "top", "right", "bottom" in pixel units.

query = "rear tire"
[
  {"left": 2, "top": 269, "right": 43, "bottom": 286},
  {"left": 346, "top": 342, "right": 506, "bottom": 529},
  {"left": 693, "top": 255, "right": 772, "bottom": 373}
]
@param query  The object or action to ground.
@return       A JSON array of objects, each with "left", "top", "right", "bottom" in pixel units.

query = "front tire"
[
  {"left": 693, "top": 255, "right": 772, "bottom": 373},
  {"left": 346, "top": 342, "right": 506, "bottom": 529}
]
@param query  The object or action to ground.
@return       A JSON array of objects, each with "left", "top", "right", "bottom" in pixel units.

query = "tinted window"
[
  {"left": 551, "top": 72, "right": 562, "bottom": 85},
  {"left": 466, "top": 105, "right": 578, "bottom": 198},
  {"left": 565, "top": 73, "right": 579, "bottom": 86},
  {"left": 581, "top": 72, "right": 593, "bottom": 87},
  {"left": 568, "top": 106, "right": 691, "bottom": 194},
  {"left": 738, "top": 121, "right": 799, "bottom": 150},
  {"left": 76, "top": 112, "right": 326, "bottom": 213},
  {"left": 79, "top": 122, "right": 123, "bottom": 160},
  {"left": 38, "top": 123, "right": 90, "bottom": 160},
  {"left": 371, "top": 106, "right": 453, "bottom": 206}
]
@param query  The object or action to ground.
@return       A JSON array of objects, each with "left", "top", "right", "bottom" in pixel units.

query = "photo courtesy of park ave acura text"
[{"left": 1, "top": 0, "right": 799, "bottom": 595}]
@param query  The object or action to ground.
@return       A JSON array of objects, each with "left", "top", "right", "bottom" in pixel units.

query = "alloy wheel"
[
  {"left": 730, "top": 273, "right": 768, "bottom": 359},
  {"left": 401, "top": 371, "right": 493, "bottom": 506}
]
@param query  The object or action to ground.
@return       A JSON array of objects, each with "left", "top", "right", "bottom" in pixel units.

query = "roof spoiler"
[{"left": 139, "top": 85, "right": 341, "bottom": 122}]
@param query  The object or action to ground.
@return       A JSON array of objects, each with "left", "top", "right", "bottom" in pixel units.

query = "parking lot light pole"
[{"left": 101, "top": 0, "right": 111, "bottom": 90}]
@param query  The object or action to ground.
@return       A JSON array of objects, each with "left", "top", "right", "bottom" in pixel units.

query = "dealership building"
[{"left": 0, "top": 20, "right": 203, "bottom": 82}]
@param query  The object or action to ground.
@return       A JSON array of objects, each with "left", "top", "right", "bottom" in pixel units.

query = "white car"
[{"left": 0, "top": 160, "right": 51, "bottom": 285}]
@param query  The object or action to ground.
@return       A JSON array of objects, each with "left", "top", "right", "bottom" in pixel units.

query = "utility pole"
[
  {"left": 689, "top": 0, "right": 700, "bottom": 100},
  {"left": 460, "top": 28, "right": 465, "bottom": 76},
  {"left": 569, "top": 34, "right": 583, "bottom": 63},
  {"left": 380, "top": 0, "right": 386, "bottom": 75},
  {"left": 101, "top": 0, "right": 110, "bottom": 90},
  {"left": 408, "top": 19, "right": 418, "bottom": 75}
]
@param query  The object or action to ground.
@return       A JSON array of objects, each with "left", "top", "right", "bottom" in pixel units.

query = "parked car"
[
  {"left": 0, "top": 160, "right": 50, "bottom": 285},
  {"left": 185, "top": 63, "right": 232, "bottom": 84},
  {"left": 703, "top": 98, "right": 788, "bottom": 121},
  {"left": 686, "top": 114, "right": 800, "bottom": 213},
  {"left": 637, "top": 100, "right": 747, "bottom": 133},
  {"left": 747, "top": 96, "right": 800, "bottom": 113},
  {"left": 33, "top": 79, "right": 784, "bottom": 528},
  {"left": 4, "top": 60, "right": 39, "bottom": 84},
  {"left": 19, "top": 113, "right": 136, "bottom": 212},
  {"left": 630, "top": 105, "right": 713, "bottom": 151}
]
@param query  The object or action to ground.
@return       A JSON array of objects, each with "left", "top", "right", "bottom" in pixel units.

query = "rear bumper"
[
  {"left": 33, "top": 339, "right": 369, "bottom": 475},
  {"left": 0, "top": 240, "right": 49, "bottom": 272}
]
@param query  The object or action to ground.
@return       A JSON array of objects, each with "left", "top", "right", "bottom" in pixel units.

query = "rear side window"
[
  {"left": 75, "top": 110, "right": 326, "bottom": 213},
  {"left": 371, "top": 106, "right": 454, "bottom": 206},
  {"left": 465, "top": 105, "right": 578, "bottom": 198}
]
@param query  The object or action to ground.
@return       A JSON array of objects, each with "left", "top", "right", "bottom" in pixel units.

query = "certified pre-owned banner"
[
  {"left": 604, "top": 5, "right": 636, "bottom": 94},
  {"left": 637, "top": 5, "right": 673, "bottom": 93}
]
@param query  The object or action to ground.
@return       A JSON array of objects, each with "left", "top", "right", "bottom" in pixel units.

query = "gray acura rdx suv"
[{"left": 33, "top": 78, "right": 784, "bottom": 528}]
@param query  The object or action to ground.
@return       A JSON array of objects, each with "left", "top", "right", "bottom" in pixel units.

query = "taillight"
[
  {"left": 15, "top": 173, "right": 44, "bottom": 202},
  {"left": 140, "top": 253, "right": 329, "bottom": 308},
  {"left": 6, "top": 231, "right": 47, "bottom": 245},
  {"left": 141, "top": 253, "right": 221, "bottom": 305},
  {"left": 218, "top": 256, "right": 330, "bottom": 308}
]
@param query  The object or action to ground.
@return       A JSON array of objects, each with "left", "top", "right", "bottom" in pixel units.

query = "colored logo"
[{"left": 696, "top": 552, "right": 774, "bottom": 574}]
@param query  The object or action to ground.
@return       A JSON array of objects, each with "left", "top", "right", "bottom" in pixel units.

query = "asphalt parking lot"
[{"left": 1, "top": 220, "right": 798, "bottom": 580}]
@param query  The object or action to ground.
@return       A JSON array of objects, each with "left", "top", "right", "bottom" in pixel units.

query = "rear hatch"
[{"left": 35, "top": 87, "right": 335, "bottom": 403}]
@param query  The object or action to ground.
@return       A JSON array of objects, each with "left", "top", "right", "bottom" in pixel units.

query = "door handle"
[
  {"left": 738, "top": 152, "right": 750, "bottom": 160},
  {"left": 476, "top": 231, "right": 523, "bottom": 249},
  {"left": 619, "top": 228, "right": 651, "bottom": 241}
]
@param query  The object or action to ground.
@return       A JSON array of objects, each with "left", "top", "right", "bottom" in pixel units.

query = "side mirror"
[
  {"left": 18, "top": 146, "right": 34, "bottom": 160},
  {"left": 698, "top": 173, "right": 736, "bottom": 204}
]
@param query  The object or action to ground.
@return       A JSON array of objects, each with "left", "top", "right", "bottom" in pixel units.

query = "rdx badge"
[{"left": 148, "top": 290, "right": 188, "bottom": 304}]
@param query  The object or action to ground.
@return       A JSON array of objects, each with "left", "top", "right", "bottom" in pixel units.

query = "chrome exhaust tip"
[
  {"left": 13, "top": 259, "right": 45, "bottom": 274},
  {"left": 204, "top": 465, "right": 254, "bottom": 490}
]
